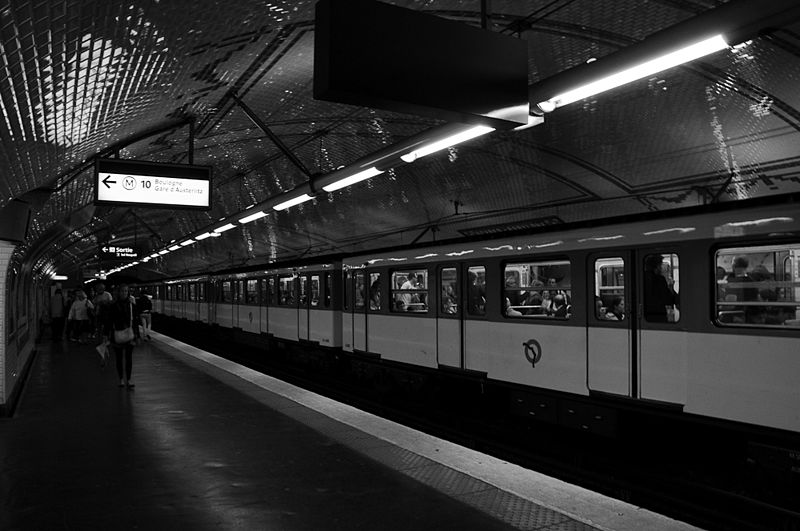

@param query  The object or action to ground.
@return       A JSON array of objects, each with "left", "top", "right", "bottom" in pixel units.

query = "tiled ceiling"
[{"left": 0, "top": 0, "right": 799, "bottom": 281}]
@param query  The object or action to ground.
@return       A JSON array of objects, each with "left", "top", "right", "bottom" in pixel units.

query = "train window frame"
[
  {"left": 342, "top": 270, "right": 351, "bottom": 311},
  {"left": 593, "top": 255, "right": 627, "bottom": 323},
  {"left": 299, "top": 274, "right": 309, "bottom": 308},
  {"left": 324, "top": 272, "right": 332, "bottom": 308},
  {"left": 354, "top": 270, "right": 366, "bottom": 310},
  {"left": 466, "top": 264, "right": 486, "bottom": 317},
  {"left": 277, "top": 275, "right": 296, "bottom": 307},
  {"left": 368, "top": 271, "right": 382, "bottom": 311},
  {"left": 439, "top": 266, "right": 459, "bottom": 317},
  {"left": 390, "top": 269, "right": 429, "bottom": 314},
  {"left": 246, "top": 279, "right": 258, "bottom": 305},
  {"left": 713, "top": 243, "right": 800, "bottom": 329},
  {"left": 642, "top": 252, "right": 680, "bottom": 324},
  {"left": 502, "top": 258, "right": 573, "bottom": 320}
]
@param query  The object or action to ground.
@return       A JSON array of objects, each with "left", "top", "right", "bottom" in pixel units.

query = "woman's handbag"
[
  {"left": 114, "top": 327, "right": 135, "bottom": 343},
  {"left": 113, "top": 302, "right": 135, "bottom": 343}
]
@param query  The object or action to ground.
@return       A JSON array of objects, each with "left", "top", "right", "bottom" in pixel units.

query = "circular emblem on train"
[{"left": 523, "top": 339, "right": 542, "bottom": 368}]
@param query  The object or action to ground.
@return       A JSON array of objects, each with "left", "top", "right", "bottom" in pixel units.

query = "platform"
[{"left": 0, "top": 333, "right": 700, "bottom": 530}]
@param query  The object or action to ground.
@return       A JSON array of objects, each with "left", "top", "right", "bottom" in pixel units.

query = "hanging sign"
[
  {"left": 99, "top": 245, "right": 139, "bottom": 261},
  {"left": 94, "top": 158, "right": 212, "bottom": 209}
]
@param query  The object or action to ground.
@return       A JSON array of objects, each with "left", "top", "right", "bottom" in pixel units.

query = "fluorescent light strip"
[
  {"left": 239, "top": 210, "right": 268, "bottom": 224},
  {"left": 158, "top": 250, "right": 169, "bottom": 255},
  {"left": 214, "top": 223, "right": 236, "bottom": 233},
  {"left": 273, "top": 193, "right": 313, "bottom": 211},
  {"left": 195, "top": 232, "right": 213, "bottom": 240},
  {"left": 539, "top": 34, "right": 728, "bottom": 110},
  {"left": 400, "top": 125, "right": 494, "bottom": 163},
  {"left": 168, "top": 245, "right": 181, "bottom": 251},
  {"left": 322, "top": 167, "right": 384, "bottom": 192},
  {"left": 180, "top": 239, "right": 195, "bottom": 246}
]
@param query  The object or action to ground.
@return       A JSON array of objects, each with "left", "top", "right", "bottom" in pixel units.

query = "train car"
[
  {"left": 265, "top": 262, "right": 342, "bottom": 347},
  {"left": 340, "top": 200, "right": 800, "bottom": 437}
]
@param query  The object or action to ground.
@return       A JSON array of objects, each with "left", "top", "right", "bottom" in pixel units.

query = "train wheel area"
[{"left": 152, "top": 314, "right": 800, "bottom": 531}]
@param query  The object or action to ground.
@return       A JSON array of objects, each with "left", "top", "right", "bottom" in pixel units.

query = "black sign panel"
[{"left": 314, "top": 0, "right": 529, "bottom": 129}]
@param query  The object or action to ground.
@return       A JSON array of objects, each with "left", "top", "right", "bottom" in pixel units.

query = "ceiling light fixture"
[
  {"left": 195, "top": 232, "right": 213, "bottom": 240},
  {"left": 168, "top": 245, "right": 181, "bottom": 251},
  {"left": 238, "top": 210, "right": 268, "bottom": 224},
  {"left": 214, "top": 223, "right": 236, "bottom": 233},
  {"left": 273, "top": 193, "right": 314, "bottom": 211},
  {"left": 180, "top": 239, "right": 195, "bottom": 246},
  {"left": 400, "top": 125, "right": 495, "bottom": 163},
  {"left": 322, "top": 166, "right": 384, "bottom": 192},
  {"left": 158, "top": 249, "right": 169, "bottom": 255},
  {"left": 537, "top": 34, "right": 728, "bottom": 111}
]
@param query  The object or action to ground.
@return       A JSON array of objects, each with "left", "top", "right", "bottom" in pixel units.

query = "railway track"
[{"left": 157, "top": 320, "right": 800, "bottom": 531}]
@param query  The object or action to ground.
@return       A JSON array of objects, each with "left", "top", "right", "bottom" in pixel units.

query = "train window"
[
  {"left": 354, "top": 271, "right": 366, "bottom": 310},
  {"left": 467, "top": 266, "right": 486, "bottom": 316},
  {"left": 391, "top": 270, "right": 428, "bottom": 313},
  {"left": 199, "top": 282, "right": 206, "bottom": 302},
  {"left": 310, "top": 275, "right": 320, "bottom": 307},
  {"left": 166, "top": 285, "right": 173, "bottom": 301},
  {"left": 188, "top": 283, "right": 196, "bottom": 302},
  {"left": 594, "top": 257, "right": 625, "bottom": 320},
  {"left": 441, "top": 267, "right": 458, "bottom": 314},
  {"left": 324, "top": 272, "right": 332, "bottom": 308},
  {"left": 715, "top": 245, "right": 800, "bottom": 328},
  {"left": 246, "top": 280, "right": 258, "bottom": 305},
  {"left": 278, "top": 276, "right": 295, "bottom": 306},
  {"left": 299, "top": 275, "right": 309, "bottom": 307},
  {"left": 643, "top": 253, "right": 680, "bottom": 323},
  {"left": 343, "top": 271, "right": 351, "bottom": 311},
  {"left": 503, "top": 260, "right": 572, "bottom": 319},
  {"left": 266, "top": 278, "right": 274, "bottom": 306},
  {"left": 221, "top": 281, "right": 232, "bottom": 303},
  {"left": 368, "top": 272, "right": 381, "bottom": 311}
]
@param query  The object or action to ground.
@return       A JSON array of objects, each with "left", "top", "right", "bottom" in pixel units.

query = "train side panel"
[
  {"left": 216, "top": 303, "right": 234, "bottom": 328},
  {"left": 468, "top": 321, "right": 589, "bottom": 396},
  {"left": 309, "top": 309, "right": 341, "bottom": 347},
  {"left": 367, "top": 315, "right": 437, "bottom": 368},
  {"left": 270, "top": 307, "right": 298, "bottom": 341},
  {"left": 238, "top": 304, "right": 260, "bottom": 334},
  {"left": 686, "top": 333, "right": 800, "bottom": 432}
]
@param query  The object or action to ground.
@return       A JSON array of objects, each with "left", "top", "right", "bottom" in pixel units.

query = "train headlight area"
[{"left": 2, "top": 1, "right": 800, "bottom": 529}]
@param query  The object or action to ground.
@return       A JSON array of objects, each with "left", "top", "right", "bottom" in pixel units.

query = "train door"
[
  {"left": 587, "top": 253, "right": 634, "bottom": 396},
  {"left": 637, "top": 250, "right": 687, "bottom": 405},
  {"left": 353, "top": 270, "right": 367, "bottom": 352},
  {"left": 436, "top": 265, "right": 461, "bottom": 368},
  {"left": 298, "top": 274, "right": 309, "bottom": 341},
  {"left": 342, "top": 271, "right": 353, "bottom": 351}
]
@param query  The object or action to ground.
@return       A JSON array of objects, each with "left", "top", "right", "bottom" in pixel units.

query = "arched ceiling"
[{"left": 1, "top": 0, "right": 799, "bottom": 281}]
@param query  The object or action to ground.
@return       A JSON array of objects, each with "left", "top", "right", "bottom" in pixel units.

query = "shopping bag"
[{"left": 95, "top": 341, "right": 109, "bottom": 362}]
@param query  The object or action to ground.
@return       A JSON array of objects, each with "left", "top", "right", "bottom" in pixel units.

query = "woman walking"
[{"left": 105, "top": 284, "right": 139, "bottom": 388}]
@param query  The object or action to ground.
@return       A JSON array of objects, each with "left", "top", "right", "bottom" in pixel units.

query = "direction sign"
[
  {"left": 94, "top": 159, "right": 212, "bottom": 209},
  {"left": 100, "top": 245, "right": 139, "bottom": 261}
]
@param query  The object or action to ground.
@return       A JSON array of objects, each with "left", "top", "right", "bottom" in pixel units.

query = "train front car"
[{"left": 342, "top": 200, "right": 800, "bottom": 442}]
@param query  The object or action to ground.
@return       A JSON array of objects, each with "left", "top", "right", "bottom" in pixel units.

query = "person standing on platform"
[
  {"left": 92, "top": 283, "right": 113, "bottom": 339},
  {"left": 49, "top": 288, "right": 66, "bottom": 340},
  {"left": 105, "top": 284, "right": 139, "bottom": 388},
  {"left": 137, "top": 290, "right": 153, "bottom": 341},
  {"left": 67, "top": 290, "right": 94, "bottom": 343}
]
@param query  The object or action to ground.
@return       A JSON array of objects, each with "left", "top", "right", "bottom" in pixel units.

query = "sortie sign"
[{"left": 94, "top": 158, "right": 212, "bottom": 209}]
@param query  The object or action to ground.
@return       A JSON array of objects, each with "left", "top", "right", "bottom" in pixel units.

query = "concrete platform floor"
[{"left": 0, "top": 333, "right": 697, "bottom": 530}]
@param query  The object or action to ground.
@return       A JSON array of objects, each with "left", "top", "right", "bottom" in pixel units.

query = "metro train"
[{"left": 142, "top": 196, "right": 800, "bottom": 467}]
